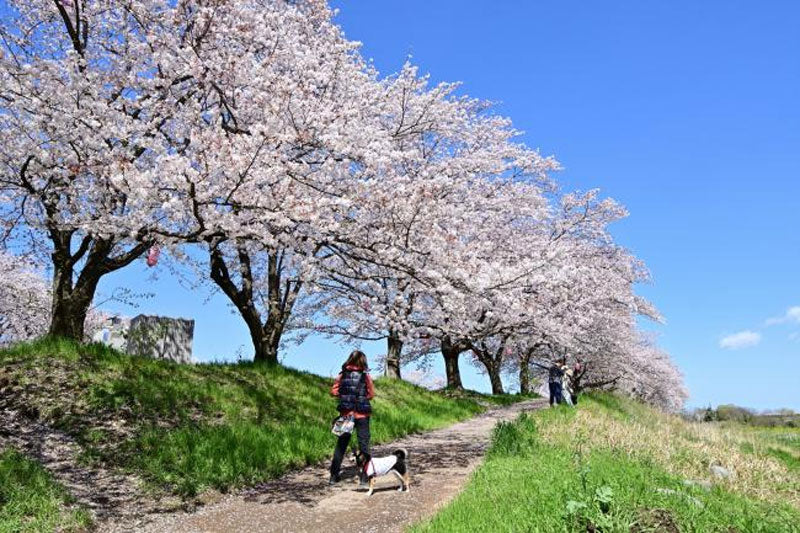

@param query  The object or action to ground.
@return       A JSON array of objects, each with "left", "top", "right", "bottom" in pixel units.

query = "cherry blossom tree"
[
  {"left": 166, "top": 0, "right": 394, "bottom": 364},
  {"left": 307, "top": 63, "right": 556, "bottom": 380},
  {"left": 0, "top": 0, "right": 388, "bottom": 343},
  {"left": 0, "top": 250, "right": 50, "bottom": 345},
  {"left": 0, "top": 0, "right": 210, "bottom": 339},
  {"left": 196, "top": 232, "right": 345, "bottom": 364},
  {"left": 619, "top": 339, "right": 688, "bottom": 412},
  {"left": 485, "top": 189, "right": 657, "bottom": 393},
  {"left": 0, "top": 248, "right": 106, "bottom": 345},
  {"left": 418, "top": 187, "right": 621, "bottom": 394}
]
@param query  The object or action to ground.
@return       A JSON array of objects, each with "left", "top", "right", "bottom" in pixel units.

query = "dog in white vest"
[{"left": 354, "top": 448, "right": 410, "bottom": 496}]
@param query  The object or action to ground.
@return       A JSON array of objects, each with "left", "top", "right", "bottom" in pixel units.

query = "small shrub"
[{"left": 489, "top": 413, "right": 538, "bottom": 457}]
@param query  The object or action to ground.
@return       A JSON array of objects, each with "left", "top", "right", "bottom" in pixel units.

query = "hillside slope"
[
  {"left": 0, "top": 338, "right": 517, "bottom": 530},
  {"left": 414, "top": 393, "right": 800, "bottom": 532}
]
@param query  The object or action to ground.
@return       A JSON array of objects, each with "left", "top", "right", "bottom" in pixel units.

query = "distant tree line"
[{"left": 694, "top": 405, "right": 799, "bottom": 427}]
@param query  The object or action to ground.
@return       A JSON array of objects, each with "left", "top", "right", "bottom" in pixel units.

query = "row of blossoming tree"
[{"left": 0, "top": 0, "right": 687, "bottom": 411}]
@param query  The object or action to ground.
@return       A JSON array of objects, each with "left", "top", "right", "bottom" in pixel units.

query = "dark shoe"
[{"left": 328, "top": 474, "right": 341, "bottom": 485}]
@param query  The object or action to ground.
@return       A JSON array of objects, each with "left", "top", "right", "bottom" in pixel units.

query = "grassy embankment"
[
  {"left": 0, "top": 338, "right": 527, "bottom": 531},
  {"left": 414, "top": 393, "right": 800, "bottom": 532}
]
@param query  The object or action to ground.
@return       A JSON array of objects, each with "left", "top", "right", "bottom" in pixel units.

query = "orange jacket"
[{"left": 331, "top": 365, "right": 375, "bottom": 419}]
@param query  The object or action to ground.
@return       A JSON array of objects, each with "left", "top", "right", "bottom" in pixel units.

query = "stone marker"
[{"left": 124, "top": 315, "right": 194, "bottom": 364}]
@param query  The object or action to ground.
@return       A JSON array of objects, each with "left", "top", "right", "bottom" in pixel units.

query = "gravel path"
[{"left": 105, "top": 398, "right": 546, "bottom": 533}]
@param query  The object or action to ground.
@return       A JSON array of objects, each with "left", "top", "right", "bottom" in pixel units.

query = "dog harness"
[{"left": 365, "top": 456, "right": 398, "bottom": 477}]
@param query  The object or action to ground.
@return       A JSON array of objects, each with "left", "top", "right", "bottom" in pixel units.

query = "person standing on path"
[
  {"left": 329, "top": 349, "right": 375, "bottom": 486},
  {"left": 529, "top": 357, "right": 567, "bottom": 406},
  {"left": 548, "top": 357, "right": 566, "bottom": 406}
]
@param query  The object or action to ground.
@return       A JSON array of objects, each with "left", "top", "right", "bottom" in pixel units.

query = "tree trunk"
[
  {"left": 49, "top": 265, "right": 97, "bottom": 340},
  {"left": 209, "top": 242, "right": 301, "bottom": 365},
  {"left": 519, "top": 357, "right": 532, "bottom": 395},
  {"left": 49, "top": 297, "right": 89, "bottom": 340},
  {"left": 48, "top": 244, "right": 83, "bottom": 339},
  {"left": 473, "top": 348, "right": 505, "bottom": 395},
  {"left": 242, "top": 311, "right": 279, "bottom": 365},
  {"left": 473, "top": 340, "right": 507, "bottom": 395},
  {"left": 47, "top": 231, "right": 148, "bottom": 341},
  {"left": 385, "top": 332, "right": 402, "bottom": 379},
  {"left": 253, "top": 339, "right": 279, "bottom": 365},
  {"left": 487, "top": 364, "right": 505, "bottom": 395},
  {"left": 441, "top": 336, "right": 465, "bottom": 390},
  {"left": 211, "top": 249, "right": 280, "bottom": 365}
]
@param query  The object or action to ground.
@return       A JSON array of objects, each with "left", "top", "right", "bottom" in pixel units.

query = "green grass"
[
  {"left": 732, "top": 424, "right": 800, "bottom": 472},
  {"left": 413, "top": 395, "right": 800, "bottom": 533},
  {"left": 0, "top": 337, "right": 521, "bottom": 498},
  {"left": 0, "top": 449, "right": 91, "bottom": 533},
  {"left": 767, "top": 448, "right": 800, "bottom": 471}
]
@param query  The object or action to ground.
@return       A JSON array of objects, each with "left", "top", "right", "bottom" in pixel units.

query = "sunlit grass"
[
  {"left": 0, "top": 449, "right": 91, "bottom": 533},
  {"left": 534, "top": 395, "right": 800, "bottom": 507}
]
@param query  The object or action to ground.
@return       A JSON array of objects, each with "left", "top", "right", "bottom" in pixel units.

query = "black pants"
[
  {"left": 330, "top": 416, "right": 371, "bottom": 476},
  {"left": 549, "top": 382, "right": 563, "bottom": 406}
]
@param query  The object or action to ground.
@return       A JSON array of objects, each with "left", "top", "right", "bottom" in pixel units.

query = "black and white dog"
[{"left": 354, "top": 448, "right": 410, "bottom": 496}]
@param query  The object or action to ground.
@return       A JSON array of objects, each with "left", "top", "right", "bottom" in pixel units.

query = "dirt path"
[{"left": 106, "top": 398, "right": 546, "bottom": 533}]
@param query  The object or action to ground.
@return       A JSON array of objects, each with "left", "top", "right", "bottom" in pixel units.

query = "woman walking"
[{"left": 329, "top": 349, "right": 375, "bottom": 486}]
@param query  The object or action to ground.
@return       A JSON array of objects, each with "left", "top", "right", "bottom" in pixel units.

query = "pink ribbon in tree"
[{"left": 146, "top": 245, "right": 160, "bottom": 267}]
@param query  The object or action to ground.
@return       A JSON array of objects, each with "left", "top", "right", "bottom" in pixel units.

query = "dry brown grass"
[{"left": 538, "top": 397, "right": 800, "bottom": 508}]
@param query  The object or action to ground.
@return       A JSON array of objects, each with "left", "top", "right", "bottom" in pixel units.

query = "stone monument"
[{"left": 124, "top": 315, "right": 194, "bottom": 364}]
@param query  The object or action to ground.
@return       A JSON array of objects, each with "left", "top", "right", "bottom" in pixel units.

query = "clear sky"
[{"left": 95, "top": 1, "right": 799, "bottom": 410}]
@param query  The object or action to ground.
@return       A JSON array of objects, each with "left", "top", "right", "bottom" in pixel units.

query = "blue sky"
[{"left": 96, "top": 1, "right": 799, "bottom": 410}]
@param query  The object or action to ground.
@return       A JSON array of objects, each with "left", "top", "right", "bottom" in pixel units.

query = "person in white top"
[{"left": 562, "top": 364, "right": 574, "bottom": 407}]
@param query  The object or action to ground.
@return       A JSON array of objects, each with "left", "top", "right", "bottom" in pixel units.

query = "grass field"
[
  {"left": 413, "top": 393, "right": 800, "bottom": 532},
  {"left": 0, "top": 338, "right": 519, "bottom": 500},
  {"left": 0, "top": 449, "right": 90, "bottom": 533}
]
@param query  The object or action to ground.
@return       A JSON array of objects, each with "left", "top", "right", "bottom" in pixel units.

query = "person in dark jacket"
[
  {"left": 329, "top": 349, "right": 375, "bottom": 486},
  {"left": 548, "top": 357, "right": 566, "bottom": 406}
]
